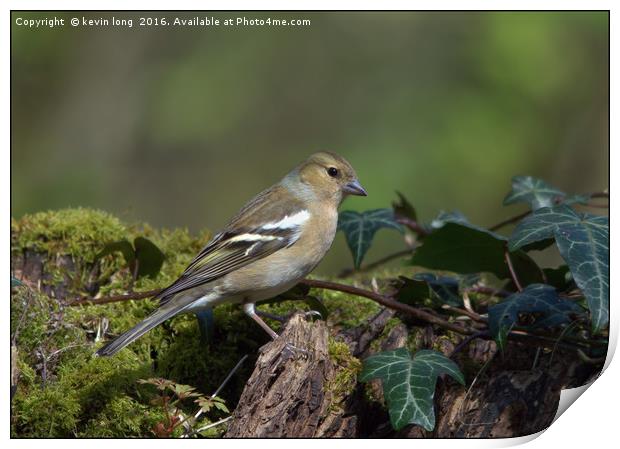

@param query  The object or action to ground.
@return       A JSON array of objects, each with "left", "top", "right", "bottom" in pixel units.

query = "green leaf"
[
  {"left": 429, "top": 210, "right": 469, "bottom": 229},
  {"left": 338, "top": 209, "right": 404, "bottom": 268},
  {"left": 195, "top": 397, "right": 214, "bottom": 413},
  {"left": 360, "top": 348, "right": 464, "bottom": 431},
  {"left": 171, "top": 383, "right": 198, "bottom": 399},
  {"left": 11, "top": 277, "right": 23, "bottom": 287},
  {"left": 96, "top": 237, "right": 165, "bottom": 279},
  {"left": 410, "top": 222, "right": 543, "bottom": 285},
  {"left": 138, "top": 377, "right": 174, "bottom": 391},
  {"left": 509, "top": 205, "right": 609, "bottom": 332},
  {"left": 503, "top": 176, "right": 565, "bottom": 210},
  {"left": 521, "top": 238, "right": 555, "bottom": 252},
  {"left": 213, "top": 400, "right": 229, "bottom": 414},
  {"left": 542, "top": 265, "right": 574, "bottom": 291},
  {"left": 396, "top": 274, "right": 462, "bottom": 307},
  {"left": 395, "top": 276, "right": 429, "bottom": 304},
  {"left": 563, "top": 193, "right": 591, "bottom": 206},
  {"left": 97, "top": 239, "right": 136, "bottom": 265},
  {"left": 488, "top": 284, "right": 583, "bottom": 350},
  {"left": 392, "top": 191, "right": 417, "bottom": 221},
  {"left": 133, "top": 237, "right": 165, "bottom": 279}
]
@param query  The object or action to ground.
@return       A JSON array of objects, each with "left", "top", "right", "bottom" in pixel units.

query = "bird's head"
[{"left": 289, "top": 151, "right": 367, "bottom": 204}]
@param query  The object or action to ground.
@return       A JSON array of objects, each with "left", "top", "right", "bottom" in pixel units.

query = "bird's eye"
[{"left": 327, "top": 167, "right": 339, "bottom": 177}]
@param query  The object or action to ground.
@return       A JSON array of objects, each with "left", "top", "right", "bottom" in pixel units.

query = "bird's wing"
[{"left": 158, "top": 186, "right": 308, "bottom": 304}]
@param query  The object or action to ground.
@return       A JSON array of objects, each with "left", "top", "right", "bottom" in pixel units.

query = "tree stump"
[{"left": 225, "top": 313, "right": 355, "bottom": 437}]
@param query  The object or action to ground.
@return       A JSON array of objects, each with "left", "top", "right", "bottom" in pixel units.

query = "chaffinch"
[{"left": 96, "top": 152, "right": 367, "bottom": 356}]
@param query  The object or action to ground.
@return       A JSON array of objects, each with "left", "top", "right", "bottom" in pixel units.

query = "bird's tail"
[{"left": 95, "top": 297, "right": 193, "bottom": 357}]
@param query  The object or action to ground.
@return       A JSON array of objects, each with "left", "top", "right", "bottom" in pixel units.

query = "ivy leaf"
[
  {"left": 521, "top": 238, "right": 555, "bottom": 252},
  {"left": 503, "top": 176, "right": 566, "bottom": 210},
  {"left": 338, "top": 209, "right": 404, "bottom": 268},
  {"left": 488, "top": 284, "right": 583, "bottom": 350},
  {"left": 563, "top": 193, "right": 591, "bottom": 206},
  {"left": 396, "top": 274, "right": 462, "bottom": 307},
  {"left": 509, "top": 205, "right": 609, "bottom": 332},
  {"left": 97, "top": 240, "right": 136, "bottom": 265},
  {"left": 11, "top": 277, "right": 23, "bottom": 287},
  {"left": 542, "top": 265, "right": 574, "bottom": 291},
  {"left": 133, "top": 237, "right": 165, "bottom": 278},
  {"left": 429, "top": 210, "right": 469, "bottom": 229},
  {"left": 360, "top": 348, "right": 464, "bottom": 431},
  {"left": 410, "top": 222, "right": 543, "bottom": 285},
  {"left": 395, "top": 276, "right": 429, "bottom": 304},
  {"left": 392, "top": 191, "right": 417, "bottom": 221},
  {"left": 96, "top": 237, "right": 165, "bottom": 279}
]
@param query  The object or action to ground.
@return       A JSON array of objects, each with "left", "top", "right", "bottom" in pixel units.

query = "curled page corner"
[
  {"left": 553, "top": 333, "right": 616, "bottom": 424},
  {"left": 553, "top": 383, "right": 592, "bottom": 422}
]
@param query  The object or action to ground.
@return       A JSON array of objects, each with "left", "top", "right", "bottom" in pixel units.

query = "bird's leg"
[
  {"left": 242, "top": 303, "right": 279, "bottom": 340},
  {"left": 242, "top": 303, "right": 308, "bottom": 357},
  {"left": 256, "top": 309, "right": 322, "bottom": 323},
  {"left": 194, "top": 309, "right": 214, "bottom": 344}
]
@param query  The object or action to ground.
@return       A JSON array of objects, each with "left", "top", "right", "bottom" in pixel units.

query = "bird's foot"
[
  {"left": 281, "top": 341, "right": 310, "bottom": 360},
  {"left": 257, "top": 309, "right": 322, "bottom": 324}
]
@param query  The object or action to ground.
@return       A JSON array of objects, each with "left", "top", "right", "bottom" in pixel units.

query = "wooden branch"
[
  {"left": 301, "top": 279, "right": 474, "bottom": 335},
  {"left": 68, "top": 278, "right": 604, "bottom": 350},
  {"left": 503, "top": 249, "right": 523, "bottom": 292},
  {"left": 489, "top": 210, "right": 530, "bottom": 232},
  {"left": 396, "top": 217, "right": 430, "bottom": 236},
  {"left": 590, "top": 191, "right": 609, "bottom": 199}
]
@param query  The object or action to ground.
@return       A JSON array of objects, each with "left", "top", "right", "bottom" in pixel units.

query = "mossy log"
[
  {"left": 224, "top": 309, "right": 595, "bottom": 438},
  {"left": 10, "top": 208, "right": 603, "bottom": 438}
]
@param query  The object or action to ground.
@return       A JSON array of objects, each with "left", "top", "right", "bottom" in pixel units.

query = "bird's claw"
[
  {"left": 304, "top": 310, "right": 323, "bottom": 320},
  {"left": 282, "top": 342, "right": 309, "bottom": 360}
]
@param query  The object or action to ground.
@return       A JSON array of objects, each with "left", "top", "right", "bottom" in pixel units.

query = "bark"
[
  {"left": 226, "top": 310, "right": 602, "bottom": 438},
  {"left": 224, "top": 313, "right": 355, "bottom": 437}
]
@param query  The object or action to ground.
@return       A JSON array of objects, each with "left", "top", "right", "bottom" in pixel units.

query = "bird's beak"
[{"left": 343, "top": 179, "right": 368, "bottom": 196}]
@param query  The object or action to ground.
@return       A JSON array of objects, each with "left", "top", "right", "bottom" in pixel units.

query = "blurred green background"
[{"left": 11, "top": 11, "right": 609, "bottom": 273}]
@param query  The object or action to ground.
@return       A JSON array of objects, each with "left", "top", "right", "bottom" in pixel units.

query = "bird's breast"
[{"left": 219, "top": 207, "right": 338, "bottom": 298}]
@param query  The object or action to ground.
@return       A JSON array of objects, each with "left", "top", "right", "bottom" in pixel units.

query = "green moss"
[
  {"left": 78, "top": 396, "right": 165, "bottom": 437},
  {"left": 406, "top": 326, "right": 426, "bottom": 354},
  {"left": 13, "top": 382, "right": 81, "bottom": 437},
  {"left": 11, "top": 209, "right": 249, "bottom": 438},
  {"left": 317, "top": 279, "right": 381, "bottom": 329},
  {"left": 11, "top": 287, "right": 51, "bottom": 358},
  {"left": 325, "top": 338, "right": 362, "bottom": 412},
  {"left": 12, "top": 208, "right": 127, "bottom": 263},
  {"left": 369, "top": 317, "right": 403, "bottom": 353},
  {"left": 15, "top": 356, "right": 37, "bottom": 389},
  {"left": 12, "top": 346, "right": 161, "bottom": 437}
]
